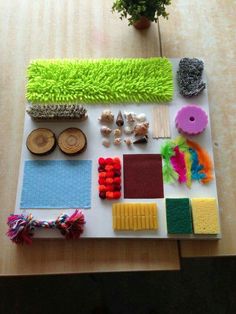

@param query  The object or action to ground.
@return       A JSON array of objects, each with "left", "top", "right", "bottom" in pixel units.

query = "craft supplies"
[
  {"left": 152, "top": 105, "right": 171, "bottom": 139},
  {"left": 124, "top": 126, "right": 134, "bottom": 135},
  {"left": 99, "top": 110, "right": 150, "bottom": 148},
  {"left": 116, "top": 111, "right": 124, "bottom": 127},
  {"left": 58, "top": 128, "right": 87, "bottom": 155},
  {"left": 133, "top": 136, "right": 148, "bottom": 144},
  {"left": 136, "top": 113, "right": 146, "bottom": 122},
  {"left": 20, "top": 160, "right": 92, "bottom": 208},
  {"left": 102, "top": 138, "right": 111, "bottom": 147},
  {"left": 7, "top": 209, "right": 85, "bottom": 244},
  {"left": 10, "top": 58, "right": 221, "bottom": 242},
  {"left": 26, "top": 128, "right": 56, "bottom": 155},
  {"left": 177, "top": 58, "right": 206, "bottom": 97},
  {"left": 112, "top": 203, "right": 158, "bottom": 231},
  {"left": 166, "top": 198, "right": 193, "bottom": 234},
  {"left": 124, "top": 138, "right": 132, "bottom": 145},
  {"left": 191, "top": 198, "right": 220, "bottom": 234},
  {"left": 124, "top": 112, "right": 136, "bottom": 123},
  {"left": 98, "top": 157, "right": 121, "bottom": 200},
  {"left": 123, "top": 154, "right": 164, "bottom": 198},
  {"left": 99, "top": 109, "right": 114, "bottom": 123},
  {"left": 113, "top": 138, "right": 122, "bottom": 145},
  {"left": 26, "top": 58, "right": 174, "bottom": 104},
  {"left": 161, "top": 136, "right": 213, "bottom": 186},
  {"left": 100, "top": 126, "right": 112, "bottom": 136},
  {"left": 26, "top": 104, "right": 88, "bottom": 120},
  {"left": 134, "top": 122, "right": 149, "bottom": 136},
  {"left": 175, "top": 105, "right": 208, "bottom": 136},
  {"left": 187, "top": 139, "right": 213, "bottom": 184},
  {"left": 113, "top": 129, "right": 122, "bottom": 137}
]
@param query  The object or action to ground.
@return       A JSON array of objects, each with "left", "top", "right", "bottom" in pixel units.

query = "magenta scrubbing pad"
[
  {"left": 166, "top": 198, "right": 193, "bottom": 234},
  {"left": 175, "top": 104, "right": 208, "bottom": 136}
]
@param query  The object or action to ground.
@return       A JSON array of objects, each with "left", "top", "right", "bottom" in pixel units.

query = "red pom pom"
[
  {"left": 99, "top": 172, "right": 106, "bottom": 178},
  {"left": 113, "top": 157, "right": 121, "bottom": 164},
  {"left": 106, "top": 171, "right": 114, "bottom": 178},
  {"left": 114, "top": 170, "right": 121, "bottom": 177},
  {"left": 99, "top": 191, "right": 106, "bottom": 199},
  {"left": 105, "top": 158, "right": 114, "bottom": 165},
  {"left": 113, "top": 163, "right": 121, "bottom": 170},
  {"left": 106, "top": 191, "right": 113, "bottom": 199},
  {"left": 106, "top": 185, "right": 114, "bottom": 192},
  {"left": 98, "top": 166, "right": 105, "bottom": 172},
  {"left": 98, "top": 178, "right": 106, "bottom": 185},
  {"left": 99, "top": 185, "right": 106, "bottom": 192},
  {"left": 114, "top": 177, "right": 121, "bottom": 184},
  {"left": 105, "top": 165, "right": 114, "bottom": 171},
  {"left": 113, "top": 192, "right": 121, "bottom": 199},
  {"left": 113, "top": 184, "right": 121, "bottom": 191},
  {"left": 98, "top": 158, "right": 105, "bottom": 166},
  {"left": 106, "top": 178, "right": 113, "bottom": 184},
  {"left": 98, "top": 157, "right": 122, "bottom": 200}
]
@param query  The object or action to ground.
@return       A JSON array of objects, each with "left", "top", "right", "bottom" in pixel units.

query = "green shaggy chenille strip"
[{"left": 26, "top": 58, "right": 173, "bottom": 104}]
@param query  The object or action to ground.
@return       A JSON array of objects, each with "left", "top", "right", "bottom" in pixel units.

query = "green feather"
[
  {"left": 160, "top": 140, "right": 175, "bottom": 160},
  {"left": 161, "top": 140, "right": 178, "bottom": 183},
  {"left": 174, "top": 136, "right": 189, "bottom": 152},
  {"left": 163, "top": 163, "right": 178, "bottom": 184}
]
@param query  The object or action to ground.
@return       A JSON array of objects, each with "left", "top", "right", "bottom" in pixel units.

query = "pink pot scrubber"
[{"left": 175, "top": 104, "right": 208, "bottom": 136}]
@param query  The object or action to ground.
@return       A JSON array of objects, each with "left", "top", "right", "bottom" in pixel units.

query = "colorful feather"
[
  {"left": 161, "top": 140, "right": 178, "bottom": 183},
  {"left": 187, "top": 139, "right": 213, "bottom": 183},
  {"left": 184, "top": 150, "right": 192, "bottom": 188},
  {"left": 161, "top": 136, "right": 213, "bottom": 187},
  {"left": 189, "top": 148, "right": 206, "bottom": 181},
  {"left": 174, "top": 136, "right": 189, "bottom": 152},
  {"left": 170, "top": 146, "right": 187, "bottom": 183},
  {"left": 162, "top": 162, "right": 179, "bottom": 184}
]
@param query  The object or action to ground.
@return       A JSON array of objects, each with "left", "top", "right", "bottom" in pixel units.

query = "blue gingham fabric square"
[{"left": 20, "top": 160, "right": 92, "bottom": 209}]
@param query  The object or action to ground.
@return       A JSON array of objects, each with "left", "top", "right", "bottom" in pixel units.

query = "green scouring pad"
[
  {"left": 26, "top": 58, "right": 173, "bottom": 104},
  {"left": 166, "top": 198, "right": 193, "bottom": 234}
]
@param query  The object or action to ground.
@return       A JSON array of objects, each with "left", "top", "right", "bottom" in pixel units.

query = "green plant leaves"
[{"left": 112, "top": 0, "right": 171, "bottom": 25}]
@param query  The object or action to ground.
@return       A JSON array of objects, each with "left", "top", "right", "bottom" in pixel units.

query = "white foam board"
[{"left": 14, "top": 59, "right": 221, "bottom": 239}]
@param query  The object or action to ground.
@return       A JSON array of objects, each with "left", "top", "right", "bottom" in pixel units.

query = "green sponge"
[
  {"left": 26, "top": 58, "right": 173, "bottom": 104},
  {"left": 166, "top": 198, "right": 193, "bottom": 234}
]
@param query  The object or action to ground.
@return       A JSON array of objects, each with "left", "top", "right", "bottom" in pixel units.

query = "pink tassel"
[
  {"left": 56, "top": 209, "right": 86, "bottom": 240},
  {"left": 170, "top": 146, "right": 187, "bottom": 183},
  {"left": 7, "top": 214, "right": 34, "bottom": 245}
]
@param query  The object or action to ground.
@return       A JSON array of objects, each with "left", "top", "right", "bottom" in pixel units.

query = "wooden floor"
[
  {"left": 0, "top": 0, "right": 235, "bottom": 275},
  {"left": 0, "top": 0, "right": 179, "bottom": 275}
]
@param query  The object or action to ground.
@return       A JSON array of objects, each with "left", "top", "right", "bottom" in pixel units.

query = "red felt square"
[{"left": 123, "top": 154, "right": 164, "bottom": 198}]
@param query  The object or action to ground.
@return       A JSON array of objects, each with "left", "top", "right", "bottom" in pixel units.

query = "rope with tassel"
[{"left": 7, "top": 209, "right": 85, "bottom": 244}]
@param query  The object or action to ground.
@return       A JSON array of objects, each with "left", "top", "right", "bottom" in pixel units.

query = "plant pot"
[{"left": 133, "top": 16, "right": 151, "bottom": 30}]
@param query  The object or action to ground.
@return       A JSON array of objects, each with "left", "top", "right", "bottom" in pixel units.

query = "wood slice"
[
  {"left": 26, "top": 128, "right": 56, "bottom": 155},
  {"left": 58, "top": 128, "right": 87, "bottom": 155}
]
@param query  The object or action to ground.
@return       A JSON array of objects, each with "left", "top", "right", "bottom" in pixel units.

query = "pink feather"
[{"left": 170, "top": 146, "right": 187, "bottom": 183}]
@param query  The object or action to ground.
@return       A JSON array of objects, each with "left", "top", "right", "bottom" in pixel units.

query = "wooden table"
[
  {"left": 159, "top": 0, "right": 236, "bottom": 257},
  {"left": 0, "top": 0, "right": 179, "bottom": 275},
  {"left": 0, "top": 0, "right": 235, "bottom": 275}
]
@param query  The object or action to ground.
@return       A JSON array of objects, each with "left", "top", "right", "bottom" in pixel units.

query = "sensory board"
[{"left": 14, "top": 59, "right": 221, "bottom": 240}]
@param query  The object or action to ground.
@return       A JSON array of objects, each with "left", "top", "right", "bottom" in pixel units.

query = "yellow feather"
[{"left": 184, "top": 150, "right": 192, "bottom": 188}]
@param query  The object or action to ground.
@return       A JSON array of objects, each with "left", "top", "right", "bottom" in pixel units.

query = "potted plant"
[{"left": 112, "top": 0, "right": 171, "bottom": 30}]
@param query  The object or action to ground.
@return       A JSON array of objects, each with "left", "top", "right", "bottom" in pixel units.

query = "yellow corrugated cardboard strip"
[{"left": 112, "top": 203, "right": 158, "bottom": 231}]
